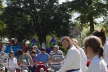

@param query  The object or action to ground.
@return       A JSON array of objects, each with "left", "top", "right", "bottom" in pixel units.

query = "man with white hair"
[{"left": 49, "top": 45, "right": 64, "bottom": 71}]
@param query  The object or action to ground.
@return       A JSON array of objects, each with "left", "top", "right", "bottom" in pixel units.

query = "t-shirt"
[
  {"left": 36, "top": 53, "right": 49, "bottom": 63},
  {"left": 18, "top": 54, "right": 32, "bottom": 65}
]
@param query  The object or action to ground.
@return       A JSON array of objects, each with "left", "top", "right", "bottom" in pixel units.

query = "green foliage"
[
  {"left": 0, "top": 20, "right": 6, "bottom": 31},
  {"left": 61, "top": 0, "right": 108, "bottom": 32},
  {"left": 0, "top": 0, "right": 71, "bottom": 43},
  {"left": 0, "top": 0, "right": 108, "bottom": 44}
]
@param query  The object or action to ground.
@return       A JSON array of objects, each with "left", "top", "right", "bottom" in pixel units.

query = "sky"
[
  {"left": 2, "top": 0, "right": 7, "bottom": 7},
  {"left": 2, "top": 0, "right": 72, "bottom": 7},
  {"left": 59, "top": 0, "right": 73, "bottom": 4}
]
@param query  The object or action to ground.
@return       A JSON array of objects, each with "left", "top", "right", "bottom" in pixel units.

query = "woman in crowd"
[
  {"left": 17, "top": 50, "right": 33, "bottom": 72},
  {"left": 84, "top": 36, "right": 108, "bottom": 72},
  {"left": 58, "top": 36, "right": 81, "bottom": 72},
  {"left": 92, "top": 29, "right": 108, "bottom": 66},
  {"left": 72, "top": 38, "right": 87, "bottom": 72}
]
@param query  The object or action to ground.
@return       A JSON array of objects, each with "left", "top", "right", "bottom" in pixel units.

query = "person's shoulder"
[
  {"left": 79, "top": 48, "right": 85, "bottom": 54},
  {"left": 68, "top": 48, "right": 80, "bottom": 57},
  {"left": 58, "top": 50, "right": 63, "bottom": 52},
  {"left": 79, "top": 48, "right": 84, "bottom": 51},
  {"left": 92, "top": 57, "right": 106, "bottom": 65},
  {"left": 43, "top": 53, "right": 49, "bottom": 55},
  {"left": 100, "top": 58, "right": 107, "bottom": 66},
  {"left": 13, "top": 57, "right": 17, "bottom": 60},
  {"left": 57, "top": 50, "right": 63, "bottom": 54},
  {"left": 70, "top": 46, "right": 80, "bottom": 53},
  {"left": 44, "top": 53, "right": 50, "bottom": 57},
  {"left": 50, "top": 51, "right": 54, "bottom": 54}
]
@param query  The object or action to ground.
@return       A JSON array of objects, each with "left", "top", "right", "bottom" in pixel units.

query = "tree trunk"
[
  {"left": 90, "top": 23, "right": 94, "bottom": 32},
  {"left": 89, "top": 17, "right": 94, "bottom": 32},
  {"left": 38, "top": 32, "right": 46, "bottom": 46}
]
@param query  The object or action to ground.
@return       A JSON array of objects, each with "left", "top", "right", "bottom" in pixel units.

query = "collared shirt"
[
  {"left": 104, "top": 40, "right": 108, "bottom": 65},
  {"left": 87, "top": 55, "right": 108, "bottom": 72},
  {"left": 58, "top": 45, "right": 81, "bottom": 72}
]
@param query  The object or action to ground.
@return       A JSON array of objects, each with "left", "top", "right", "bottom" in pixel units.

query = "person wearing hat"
[
  {"left": 31, "top": 45, "right": 40, "bottom": 55},
  {"left": 49, "top": 45, "right": 64, "bottom": 71},
  {"left": 58, "top": 36, "right": 81, "bottom": 72}
]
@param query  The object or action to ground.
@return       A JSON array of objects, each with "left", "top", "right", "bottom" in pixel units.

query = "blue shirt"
[
  {"left": 36, "top": 53, "right": 49, "bottom": 63},
  {"left": 5, "top": 44, "right": 22, "bottom": 56}
]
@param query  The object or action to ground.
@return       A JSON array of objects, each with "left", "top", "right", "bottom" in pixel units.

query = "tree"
[
  {"left": 61, "top": 0, "right": 108, "bottom": 32},
  {"left": 0, "top": 0, "right": 71, "bottom": 44},
  {"left": 0, "top": 6, "right": 34, "bottom": 41}
]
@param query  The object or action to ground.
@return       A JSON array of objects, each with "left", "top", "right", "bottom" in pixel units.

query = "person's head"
[
  {"left": 84, "top": 36, "right": 103, "bottom": 59},
  {"left": 32, "top": 45, "right": 38, "bottom": 50},
  {"left": 23, "top": 49, "right": 29, "bottom": 53},
  {"left": 40, "top": 48, "right": 46, "bottom": 53},
  {"left": 72, "top": 38, "right": 80, "bottom": 48},
  {"left": 17, "top": 50, "right": 23, "bottom": 56},
  {"left": 92, "top": 28, "right": 106, "bottom": 46},
  {"left": 61, "top": 36, "right": 73, "bottom": 49},
  {"left": 1, "top": 51, "right": 5, "bottom": 56},
  {"left": 52, "top": 45, "right": 59, "bottom": 52},
  {"left": 31, "top": 50, "right": 36, "bottom": 57},
  {"left": 9, "top": 51, "right": 14, "bottom": 57}
]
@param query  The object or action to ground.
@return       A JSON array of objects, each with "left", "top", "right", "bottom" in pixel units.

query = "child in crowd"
[{"left": 84, "top": 36, "right": 108, "bottom": 72}]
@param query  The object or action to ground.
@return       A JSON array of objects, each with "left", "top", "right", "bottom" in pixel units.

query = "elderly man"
[{"left": 49, "top": 45, "right": 64, "bottom": 71}]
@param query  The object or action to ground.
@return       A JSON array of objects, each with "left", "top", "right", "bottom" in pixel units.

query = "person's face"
[
  {"left": 31, "top": 53, "right": 35, "bottom": 56},
  {"left": 86, "top": 46, "right": 94, "bottom": 58},
  {"left": 53, "top": 47, "right": 59, "bottom": 52},
  {"left": 62, "top": 40, "right": 69, "bottom": 48},
  {"left": 10, "top": 53, "right": 14, "bottom": 57}
]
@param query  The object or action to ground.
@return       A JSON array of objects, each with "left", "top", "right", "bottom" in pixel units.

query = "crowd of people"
[{"left": 0, "top": 28, "right": 108, "bottom": 72}]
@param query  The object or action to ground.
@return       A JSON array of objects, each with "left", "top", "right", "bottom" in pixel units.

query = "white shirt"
[
  {"left": 58, "top": 45, "right": 81, "bottom": 72},
  {"left": 87, "top": 55, "right": 108, "bottom": 72},
  {"left": 104, "top": 40, "right": 108, "bottom": 65},
  {"left": 7, "top": 57, "right": 18, "bottom": 71},
  {"left": 79, "top": 48, "right": 88, "bottom": 72}
]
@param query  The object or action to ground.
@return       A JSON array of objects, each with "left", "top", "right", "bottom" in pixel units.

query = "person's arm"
[
  {"left": 104, "top": 43, "right": 108, "bottom": 64},
  {"left": 27, "top": 54, "right": 33, "bottom": 66},
  {"left": 17, "top": 56, "right": 23, "bottom": 66},
  {"left": 48, "top": 54, "right": 52, "bottom": 64},
  {"left": 14, "top": 58, "right": 19, "bottom": 68}
]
